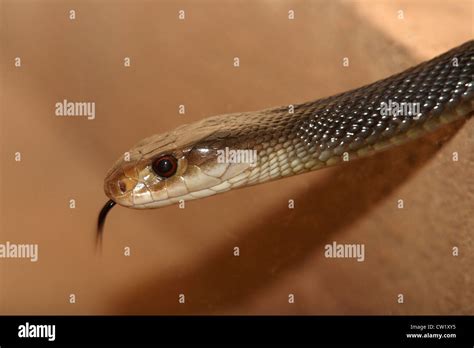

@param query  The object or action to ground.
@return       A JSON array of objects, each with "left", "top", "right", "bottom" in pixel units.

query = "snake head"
[{"left": 104, "top": 118, "right": 256, "bottom": 209}]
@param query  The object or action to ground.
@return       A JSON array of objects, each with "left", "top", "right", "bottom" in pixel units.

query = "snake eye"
[{"left": 152, "top": 155, "right": 178, "bottom": 178}]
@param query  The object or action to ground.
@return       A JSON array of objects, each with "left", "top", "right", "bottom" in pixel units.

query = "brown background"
[{"left": 0, "top": 0, "right": 473, "bottom": 314}]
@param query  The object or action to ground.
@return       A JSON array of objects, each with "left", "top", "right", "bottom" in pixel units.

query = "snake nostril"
[{"left": 118, "top": 180, "right": 127, "bottom": 193}]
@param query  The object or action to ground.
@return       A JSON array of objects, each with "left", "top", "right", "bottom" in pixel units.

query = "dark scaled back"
[{"left": 291, "top": 40, "right": 474, "bottom": 155}]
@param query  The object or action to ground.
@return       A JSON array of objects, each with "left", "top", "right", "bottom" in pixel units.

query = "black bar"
[{"left": 0, "top": 315, "right": 472, "bottom": 345}]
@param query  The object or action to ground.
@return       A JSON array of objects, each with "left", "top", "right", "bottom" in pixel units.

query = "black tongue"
[{"left": 96, "top": 199, "right": 116, "bottom": 249}]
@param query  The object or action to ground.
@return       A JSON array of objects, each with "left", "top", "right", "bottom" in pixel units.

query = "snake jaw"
[{"left": 128, "top": 161, "right": 248, "bottom": 208}]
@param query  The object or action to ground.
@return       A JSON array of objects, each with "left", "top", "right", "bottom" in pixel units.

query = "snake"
[{"left": 97, "top": 40, "right": 474, "bottom": 238}]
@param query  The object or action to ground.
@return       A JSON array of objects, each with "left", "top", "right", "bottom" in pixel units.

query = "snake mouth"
[
  {"left": 103, "top": 156, "right": 161, "bottom": 208},
  {"left": 103, "top": 166, "right": 135, "bottom": 207}
]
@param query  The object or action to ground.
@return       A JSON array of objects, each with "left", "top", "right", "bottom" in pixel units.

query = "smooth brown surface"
[{"left": 0, "top": 0, "right": 472, "bottom": 314}]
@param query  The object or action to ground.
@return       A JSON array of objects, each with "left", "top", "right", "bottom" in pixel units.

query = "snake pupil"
[{"left": 152, "top": 155, "right": 177, "bottom": 178}]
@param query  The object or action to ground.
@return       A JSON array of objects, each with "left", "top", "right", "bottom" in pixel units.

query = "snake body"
[{"left": 102, "top": 41, "right": 473, "bottom": 212}]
